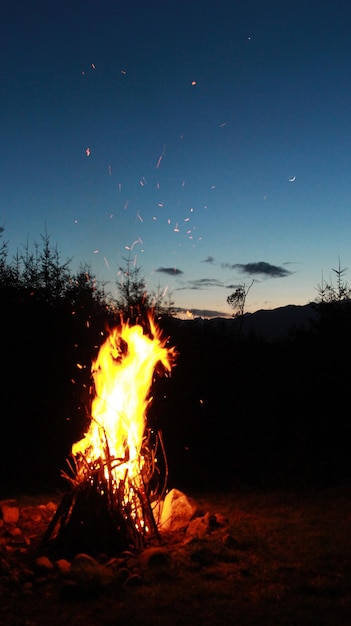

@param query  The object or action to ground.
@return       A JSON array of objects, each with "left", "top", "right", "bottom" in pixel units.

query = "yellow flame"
[{"left": 72, "top": 316, "right": 174, "bottom": 485}]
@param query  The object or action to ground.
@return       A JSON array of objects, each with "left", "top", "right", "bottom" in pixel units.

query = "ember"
[{"left": 43, "top": 314, "right": 176, "bottom": 557}]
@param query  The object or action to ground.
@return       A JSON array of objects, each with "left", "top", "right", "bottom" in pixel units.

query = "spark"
[
  {"left": 118, "top": 183, "right": 122, "bottom": 192},
  {"left": 93, "top": 249, "right": 99, "bottom": 254},
  {"left": 86, "top": 148, "right": 91, "bottom": 156},
  {"left": 108, "top": 165, "right": 112, "bottom": 175},
  {"left": 139, "top": 176, "right": 147, "bottom": 186},
  {"left": 109, "top": 213, "right": 114, "bottom": 219},
  {"left": 174, "top": 223, "right": 180, "bottom": 233},
  {"left": 219, "top": 121, "right": 227, "bottom": 127},
  {"left": 191, "top": 80, "right": 197, "bottom": 85},
  {"left": 289, "top": 176, "right": 296, "bottom": 182},
  {"left": 130, "top": 237, "right": 143, "bottom": 251},
  {"left": 121, "top": 69, "right": 127, "bottom": 74},
  {"left": 184, "top": 217, "right": 190, "bottom": 222},
  {"left": 156, "top": 144, "right": 166, "bottom": 169},
  {"left": 124, "top": 200, "right": 129, "bottom": 210},
  {"left": 136, "top": 211, "right": 143, "bottom": 222},
  {"left": 91, "top": 63, "right": 96, "bottom": 69},
  {"left": 158, "top": 203, "right": 164, "bottom": 208},
  {"left": 104, "top": 257, "right": 110, "bottom": 269}
]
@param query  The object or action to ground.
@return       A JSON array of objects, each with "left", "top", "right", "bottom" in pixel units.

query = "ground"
[{"left": 1, "top": 485, "right": 351, "bottom": 626}]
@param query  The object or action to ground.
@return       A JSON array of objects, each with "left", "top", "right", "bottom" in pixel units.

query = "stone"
[
  {"left": 56, "top": 559, "right": 71, "bottom": 574},
  {"left": 139, "top": 546, "right": 171, "bottom": 568},
  {"left": 186, "top": 516, "right": 209, "bottom": 540},
  {"left": 35, "top": 555, "right": 55, "bottom": 571},
  {"left": 0, "top": 499, "right": 20, "bottom": 524},
  {"left": 160, "top": 489, "right": 203, "bottom": 532}
]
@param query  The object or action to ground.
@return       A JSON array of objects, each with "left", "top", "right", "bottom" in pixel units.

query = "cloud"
[
  {"left": 155, "top": 267, "right": 184, "bottom": 275},
  {"left": 175, "top": 307, "right": 232, "bottom": 319},
  {"left": 201, "top": 256, "right": 215, "bottom": 263},
  {"left": 176, "top": 277, "right": 224, "bottom": 291},
  {"left": 222, "top": 261, "right": 292, "bottom": 278}
]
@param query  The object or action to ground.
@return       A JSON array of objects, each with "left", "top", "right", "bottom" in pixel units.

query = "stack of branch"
[{"left": 42, "top": 439, "right": 161, "bottom": 559}]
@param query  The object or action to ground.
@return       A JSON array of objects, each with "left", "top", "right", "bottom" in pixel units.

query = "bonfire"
[{"left": 43, "top": 314, "right": 176, "bottom": 557}]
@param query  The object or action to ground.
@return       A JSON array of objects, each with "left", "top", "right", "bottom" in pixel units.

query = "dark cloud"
[
  {"left": 226, "top": 283, "right": 244, "bottom": 290},
  {"left": 202, "top": 256, "right": 215, "bottom": 263},
  {"left": 175, "top": 307, "right": 232, "bottom": 319},
  {"left": 223, "top": 261, "right": 292, "bottom": 278},
  {"left": 176, "top": 277, "right": 224, "bottom": 291},
  {"left": 155, "top": 267, "right": 183, "bottom": 275}
]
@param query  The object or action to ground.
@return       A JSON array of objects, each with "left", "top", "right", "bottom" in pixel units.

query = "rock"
[
  {"left": 160, "top": 489, "right": 203, "bottom": 532},
  {"left": 139, "top": 546, "right": 171, "bottom": 568},
  {"left": 35, "top": 555, "right": 55, "bottom": 571},
  {"left": 222, "top": 533, "right": 240, "bottom": 549},
  {"left": 56, "top": 558, "right": 71, "bottom": 574},
  {"left": 0, "top": 499, "right": 20, "bottom": 524},
  {"left": 124, "top": 572, "right": 142, "bottom": 587},
  {"left": 186, "top": 516, "right": 209, "bottom": 540},
  {"left": 71, "top": 553, "right": 99, "bottom": 569}
]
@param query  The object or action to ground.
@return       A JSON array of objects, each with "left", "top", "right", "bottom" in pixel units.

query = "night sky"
[{"left": 2, "top": 0, "right": 351, "bottom": 317}]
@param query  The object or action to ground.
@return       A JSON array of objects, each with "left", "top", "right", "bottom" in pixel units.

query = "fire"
[
  {"left": 43, "top": 315, "right": 176, "bottom": 556},
  {"left": 71, "top": 315, "right": 174, "bottom": 491}
]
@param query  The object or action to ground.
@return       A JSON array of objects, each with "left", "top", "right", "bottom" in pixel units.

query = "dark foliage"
[{"left": 0, "top": 229, "right": 117, "bottom": 495}]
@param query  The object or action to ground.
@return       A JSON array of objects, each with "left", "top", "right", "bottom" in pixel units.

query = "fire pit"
[{"left": 43, "top": 314, "right": 176, "bottom": 558}]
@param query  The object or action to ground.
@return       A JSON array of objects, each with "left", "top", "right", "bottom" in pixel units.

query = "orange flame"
[{"left": 72, "top": 315, "right": 174, "bottom": 489}]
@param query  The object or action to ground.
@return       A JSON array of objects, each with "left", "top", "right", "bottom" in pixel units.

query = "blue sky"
[{"left": 2, "top": 0, "right": 351, "bottom": 317}]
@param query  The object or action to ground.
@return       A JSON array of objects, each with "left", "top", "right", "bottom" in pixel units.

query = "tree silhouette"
[
  {"left": 116, "top": 256, "right": 152, "bottom": 321},
  {"left": 227, "top": 280, "right": 254, "bottom": 317}
]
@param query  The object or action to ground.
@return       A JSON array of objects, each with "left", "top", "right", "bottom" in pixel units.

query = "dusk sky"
[{"left": 2, "top": 1, "right": 351, "bottom": 317}]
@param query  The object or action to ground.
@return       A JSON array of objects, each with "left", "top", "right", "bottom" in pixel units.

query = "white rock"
[{"left": 159, "top": 489, "right": 203, "bottom": 532}]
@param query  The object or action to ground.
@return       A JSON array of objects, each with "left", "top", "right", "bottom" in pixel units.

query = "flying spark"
[
  {"left": 85, "top": 148, "right": 91, "bottom": 156},
  {"left": 156, "top": 144, "right": 166, "bottom": 169}
]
